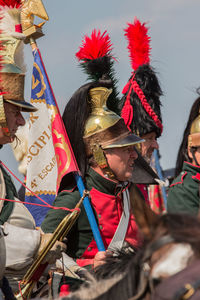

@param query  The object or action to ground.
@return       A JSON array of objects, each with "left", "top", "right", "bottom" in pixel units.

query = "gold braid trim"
[
  {"left": 30, "top": 98, "right": 46, "bottom": 104},
  {"left": 26, "top": 190, "right": 56, "bottom": 196}
]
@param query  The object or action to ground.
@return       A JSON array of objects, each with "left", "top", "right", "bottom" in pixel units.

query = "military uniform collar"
[
  {"left": 183, "top": 161, "right": 200, "bottom": 172},
  {"left": 87, "top": 168, "right": 130, "bottom": 196}
]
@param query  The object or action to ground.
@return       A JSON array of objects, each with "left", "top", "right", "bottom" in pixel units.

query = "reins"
[{"left": 129, "top": 234, "right": 175, "bottom": 300}]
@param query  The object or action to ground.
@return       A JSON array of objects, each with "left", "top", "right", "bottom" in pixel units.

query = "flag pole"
[
  {"left": 22, "top": 7, "right": 105, "bottom": 251},
  {"left": 153, "top": 149, "right": 167, "bottom": 208}
]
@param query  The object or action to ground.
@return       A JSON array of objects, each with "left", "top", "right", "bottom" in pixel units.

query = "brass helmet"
[
  {"left": 83, "top": 86, "right": 144, "bottom": 178},
  {"left": 188, "top": 113, "right": 200, "bottom": 148},
  {"left": 0, "top": 1, "right": 37, "bottom": 137}
]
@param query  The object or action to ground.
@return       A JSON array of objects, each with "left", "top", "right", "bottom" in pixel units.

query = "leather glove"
[
  {"left": 56, "top": 252, "right": 90, "bottom": 280},
  {"left": 37, "top": 233, "right": 67, "bottom": 265},
  {"left": 64, "top": 264, "right": 83, "bottom": 278},
  {"left": 64, "top": 264, "right": 92, "bottom": 282}
]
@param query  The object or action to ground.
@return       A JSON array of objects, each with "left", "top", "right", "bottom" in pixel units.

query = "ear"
[
  {"left": 129, "top": 184, "right": 159, "bottom": 239},
  {"left": 187, "top": 146, "right": 193, "bottom": 160}
]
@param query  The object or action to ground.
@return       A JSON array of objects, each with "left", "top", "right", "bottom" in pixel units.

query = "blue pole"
[
  {"left": 153, "top": 149, "right": 168, "bottom": 208},
  {"left": 74, "top": 172, "right": 105, "bottom": 251}
]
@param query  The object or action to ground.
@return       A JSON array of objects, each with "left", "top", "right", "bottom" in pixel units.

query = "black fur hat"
[{"left": 119, "top": 18, "right": 163, "bottom": 138}]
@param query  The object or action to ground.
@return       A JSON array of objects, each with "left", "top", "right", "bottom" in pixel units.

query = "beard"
[{"left": 143, "top": 148, "right": 154, "bottom": 164}]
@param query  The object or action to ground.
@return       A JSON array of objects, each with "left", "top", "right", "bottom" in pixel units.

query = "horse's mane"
[
  {"left": 156, "top": 213, "right": 200, "bottom": 253},
  {"left": 64, "top": 248, "right": 141, "bottom": 300},
  {"left": 94, "top": 247, "right": 139, "bottom": 280}
]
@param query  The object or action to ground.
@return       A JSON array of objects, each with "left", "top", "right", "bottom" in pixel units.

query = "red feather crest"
[
  {"left": 0, "top": 0, "right": 21, "bottom": 8},
  {"left": 76, "top": 29, "right": 113, "bottom": 61},
  {"left": 124, "top": 17, "right": 151, "bottom": 71}
]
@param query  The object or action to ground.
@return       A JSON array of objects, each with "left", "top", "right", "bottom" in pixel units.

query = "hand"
[
  {"left": 93, "top": 251, "right": 106, "bottom": 269},
  {"left": 37, "top": 233, "right": 67, "bottom": 264}
]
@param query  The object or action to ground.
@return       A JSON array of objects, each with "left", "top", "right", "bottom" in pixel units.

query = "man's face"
[
  {"left": 104, "top": 145, "right": 138, "bottom": 182},
  {"left": 188, "top": 146, "right": 200, "bottom": 166},
  {"left": 0, "top": 102, "right": 25, "bottom": 144},
  {"left": 194, "top": 147, "right": 200, "bottom": 165},
  {"left": 140, "top": 132, "right": 158, "bottom": 163}
]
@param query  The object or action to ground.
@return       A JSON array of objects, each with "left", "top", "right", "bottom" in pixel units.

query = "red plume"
[
  {"left": 0, "top": 0, "right": 21, "bottom": 7},
  {"left": 76, "top": 29, "right": 113, "bottom": 61},
  {"left": 124, "top": 17, "right": 151, "bottom": 71}
]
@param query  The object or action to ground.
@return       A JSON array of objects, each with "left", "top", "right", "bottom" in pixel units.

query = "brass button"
[
  {"left": 98, "top": 214, "right": 101, "bottom": 218},
  {"left": 87, "top": 247, "right": 92, "bottom": 251},
  {"left": 99, "top": 225, "right": 103, "bottom": 230}
]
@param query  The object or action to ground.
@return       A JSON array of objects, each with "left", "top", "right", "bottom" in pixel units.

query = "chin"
[
  {"left": 8, "top": 136, "right": 15, "bottom": 143},
  {"left": 124, "top": 173, "right": 133, "bottom": 182}
]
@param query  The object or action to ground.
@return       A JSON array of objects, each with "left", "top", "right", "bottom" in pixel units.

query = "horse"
[{"left": 61, "top": 184, "right": 200, "bottom": 300}]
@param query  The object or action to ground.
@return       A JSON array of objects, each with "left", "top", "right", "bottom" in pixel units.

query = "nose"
[
  {"left": 17, "top": 112, "right": 25, "bottom": 127},
  {"left": 130, "top": 147, "right": 138, "bottom": 160},
  {"left": 152, "top": 139, "right": 159, "bottom": 150}
]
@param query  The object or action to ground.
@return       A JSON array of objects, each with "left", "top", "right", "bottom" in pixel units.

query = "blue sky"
[{"left": 2, "top": 0, "right": 200, "bottom": 187}]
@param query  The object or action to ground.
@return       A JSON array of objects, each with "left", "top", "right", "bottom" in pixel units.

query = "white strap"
[
  {"left": 0, "top": 168, "right": 6, "bottom": 214},
  {"left": 0, "top": 228, "right": 5, "bottom": 280},
  {"left": 108, "top": 189, "right": 130, "bottom": 251}
]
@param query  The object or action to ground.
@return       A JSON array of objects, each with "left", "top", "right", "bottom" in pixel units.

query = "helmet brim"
[
  {"left": 102, "top": 133, "right": 144, "bottom": 149},
  {"left": 4, "top": 99, "right": 37, "bottom": 112}
]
